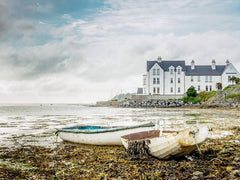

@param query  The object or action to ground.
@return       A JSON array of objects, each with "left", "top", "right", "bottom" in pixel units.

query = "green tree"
[
  {"left": 216, "top": 82, "right": 222, "bottom": 90},
  {"left": 186, "top": 86, "right": 197, "bottom": 97},
  {"left": 235, "top": 77, "right": 240, "bottom": 84},
  {"left": 230, "top": 76, "right": 237, "bottom": 84}
]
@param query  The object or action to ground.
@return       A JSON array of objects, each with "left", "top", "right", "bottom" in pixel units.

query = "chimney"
[
  {"left": 157, "top": 56, "right": 162, "bottom": 63},
  {"left": 212, "top": 59, "right": 216, "bottom": 70},
  {"left": 191, "top": 60, "right": 195, "bottom": 70},
  {"left": 226, "top": 59, "right": 230, "bottom": 65}
]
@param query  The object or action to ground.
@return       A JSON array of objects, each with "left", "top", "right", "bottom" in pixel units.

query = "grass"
[{"left": 225, "top": 92, "right": 240, "bottom": 99}]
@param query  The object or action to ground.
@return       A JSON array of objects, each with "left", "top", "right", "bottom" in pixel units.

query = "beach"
[{"left": 0, "top": 105, "right": 239, "bottom": 179}]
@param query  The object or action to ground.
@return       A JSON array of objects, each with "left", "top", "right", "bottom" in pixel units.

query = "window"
[
  {"left": 178, "top": 87, "right": 180, "bottom": 93},
  {"left": 153, "top": 87, "right": 156, "bottom": 94},
  {"left": 170, "top": 87, "right": 173, "bottom": 93},
  {"left": 205, "top": 76, "right": 208, "bottom": 82},
  {"left": 191, "top": 76, "right": 194, "bottom": 82},
  {"left": 177, "top": 69, "right": 181, "bottom": 74},
  {"left": 153, "top": 69, "right": 156, "bottom": 75},
  {"left": 206, "top": 85, "right": 208, "bottom": 91},
  {"left": 170, "top": 69, "right": 173, "bottom": 74},
  {"left": 157, "top": 69, "right": 160, "bottom": 75},
  {"left": 143, "top": 78, "right": 146, "bottom": 85},
  {"left": 170, "top": 78, "right": 173, "bottom": 83},
  {"left": 157, "top": 78, "right": 160, "bottom": 84},
  {"left": 157, "top": 88, "right": 160, "bottom": 94},
  {"left": 178, "top": 78, "right": 180, "bottom": 83},
  {"left": 198, "top": 85, "right": 200, "bottom": 91},
  {"left": 198, "top": 76, "right": 200, "bottom": 82},
  {"left": 153, "top": 78, "right": 156, "bottom": 84},
  {"left": 209, "top": 76, "right": 212, "bottom": 82},
  {"left": 210, "top": 85, "right": 212, "bottom": 91}
]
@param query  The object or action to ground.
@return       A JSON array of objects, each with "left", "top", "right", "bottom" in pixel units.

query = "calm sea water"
[{"left": 0, "top": 104, "right": 239, "bottom": 150}]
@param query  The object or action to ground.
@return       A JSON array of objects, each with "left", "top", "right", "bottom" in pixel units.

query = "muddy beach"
[
  {"left": 0, "top": 127, "right": 239, "bottom": 179},
  {"left": 0, "top": 106, "right": 240, "bottom": 179}
]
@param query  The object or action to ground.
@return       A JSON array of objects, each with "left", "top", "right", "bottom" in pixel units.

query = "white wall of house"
[
  {"left": 142, "top": 60, "right": 240, "bottom": 96},
  {"left": 185, "top": 75, "right": 222, "bottom": 92},
  {"left": 147, "top": 63, "right": 164, "bottom": 95},
  {"left": 175, "top": 66, "right": 185, "bottom": 95},
  {"left": 222, "top": 63, "right": 240, "bottom": 88}
]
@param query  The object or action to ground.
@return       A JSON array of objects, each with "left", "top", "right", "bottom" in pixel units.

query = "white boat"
[
  {"left": 121, "top": 126, "right": 209, "bottom": 159},
  {"left": 55, "top": 122, "right": 155, "bottom": 145}
]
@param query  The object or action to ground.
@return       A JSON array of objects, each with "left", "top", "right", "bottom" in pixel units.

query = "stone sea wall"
[{"left": 121, "top": 99, "right": 184, "bottom": 108}]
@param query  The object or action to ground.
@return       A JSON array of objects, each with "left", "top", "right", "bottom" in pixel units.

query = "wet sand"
[{"left": 0, "top": 107, "right": 240, "bottom": 179}]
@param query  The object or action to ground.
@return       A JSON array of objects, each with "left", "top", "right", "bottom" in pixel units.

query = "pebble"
[
  {"left": 230, "top": 170, "right": 240, "bottom": 177},
  {"left": 192, "top": 171, "right": 203, "bottom": 179}
]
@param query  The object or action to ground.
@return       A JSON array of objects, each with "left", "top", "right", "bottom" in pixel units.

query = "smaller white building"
[{"left": 141, "top": 57, "right": 240, "bottom": 98}]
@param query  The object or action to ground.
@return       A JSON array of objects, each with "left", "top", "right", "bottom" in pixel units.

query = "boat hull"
[
  {"left": 121, "top": 126, "right": 209, "bottom": 159},
  {"left": 56, "top": 122, "right": 155, "bottom": 145}
]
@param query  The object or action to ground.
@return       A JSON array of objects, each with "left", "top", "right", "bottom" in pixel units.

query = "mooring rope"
[{"left": 192, "top": 130, "right": 202, "bottom": 154}]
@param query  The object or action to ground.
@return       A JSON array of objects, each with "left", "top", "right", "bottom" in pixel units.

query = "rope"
[
  {"left": 210, "top": 158, "right": 222, "bottom": 165},
  {"left": 56, "top": 133, "right": 58, "bottom": 143},
  {"left": 192, "top": 130, "right": 202, "bottom": 154}
]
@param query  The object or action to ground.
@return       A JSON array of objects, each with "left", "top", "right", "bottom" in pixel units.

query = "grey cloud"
[
  {"left": 0, "top": 51, "right": 64, "bottom": 80},
  {"left": 0, "top": 1, "right": 46, "bottom": 40}
]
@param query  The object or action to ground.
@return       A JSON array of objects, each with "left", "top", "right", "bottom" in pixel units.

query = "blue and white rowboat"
[{"left": 55, "top": 122, "right": 155, "bottom": 145}]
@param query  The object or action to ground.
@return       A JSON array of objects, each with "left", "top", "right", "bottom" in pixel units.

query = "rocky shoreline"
[
  {"left": 0, "top": 126, "right": 239, "bottom": 179},
  {"left": 97, "top": 99, "right": 239, "bottom": 108}
]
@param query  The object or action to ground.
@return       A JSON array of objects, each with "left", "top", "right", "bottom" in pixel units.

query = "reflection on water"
[{"left": 0, "top": 104, "right": 239, "bottom": 150}]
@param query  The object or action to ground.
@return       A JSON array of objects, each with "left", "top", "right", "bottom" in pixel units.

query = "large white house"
[{"left": 140, "top": 57, "right": 240, "bottom": 98}]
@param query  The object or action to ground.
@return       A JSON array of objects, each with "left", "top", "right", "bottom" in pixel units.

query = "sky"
[{"left": 0, "top": 0, "right": 240, "bottom": 104}]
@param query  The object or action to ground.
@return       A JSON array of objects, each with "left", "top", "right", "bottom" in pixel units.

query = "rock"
[
  {"left": 230, "top": 170, "right": 240, "bottom": 177},
  {"left": 192, "top": 171, "right": 203, "bottom": 179},
  {"left": 226, "top": 166, "right": 233, "bottom": 172},
  {"left": 233, "top": 157, "right": 240, "bottom": 162}
]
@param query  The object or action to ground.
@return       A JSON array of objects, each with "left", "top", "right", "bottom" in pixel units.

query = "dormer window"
[
  {"left": 157, "top": 69, "right": 160, "bottom": 75},
  {"left": 153, "top": 69, "right": 156, "bottom": 75},
  {"left": 169, "top": 66, "right": 174, "bottom": 75},
  {"left": 176, "top": 66, "right": 182, "bottom": 75}
]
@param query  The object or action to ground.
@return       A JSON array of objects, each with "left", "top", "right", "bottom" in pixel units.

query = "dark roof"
[
  {"left": 147, "top": 60, "right": 226, "bottom": 76},
  {"left": 147, "top": 60, "right": 186, "bottom": 72},
  {"left": 185, "top": 65, "right": 226, "bottom": 76}
]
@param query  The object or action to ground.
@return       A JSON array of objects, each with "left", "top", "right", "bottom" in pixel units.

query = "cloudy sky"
[{"left": 0, "top": 0, "right": 240, "bottom": 104}]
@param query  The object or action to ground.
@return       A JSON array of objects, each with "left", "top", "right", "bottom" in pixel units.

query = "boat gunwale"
[
  {"left": 55, "top": 122, "right": 155, "bottom": 134},
  {"left": 121, "top": 130, "right": 180, "bottom": 141}
]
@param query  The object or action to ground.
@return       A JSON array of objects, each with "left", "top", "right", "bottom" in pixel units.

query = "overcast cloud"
[{"left": 0, "top": 0, "right": 240, "bottom": 103}]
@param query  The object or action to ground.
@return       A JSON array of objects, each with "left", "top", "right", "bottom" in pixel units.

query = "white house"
[{"left": 140, "top": 57, "right": 240, "bottom": 98}]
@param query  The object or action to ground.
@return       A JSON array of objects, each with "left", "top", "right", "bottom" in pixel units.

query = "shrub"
[
  {"left": 225, "top": 92, "right": 240, "bottom": 99},
  {"left": 182, "top": 96, "right": 201, "bottom": 104},
  {"left": 186, "top": 86, "right": 197, "bottom": 97},
  {"left": 198, "top": 91, "right": 216, "bottom": 101}
]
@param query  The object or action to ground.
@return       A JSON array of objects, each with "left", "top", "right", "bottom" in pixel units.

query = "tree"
[
  {"left": 230, "top": 76, "right": 237, "bottom": 85},
  {"left": 230, "top": 76, "right": 240, "bottom": 84},
  {"left": 186, "top": 86, "right": 197, "bottom": 97},
  {"left": 235, "top": 77, "right": 240, "bottom": 84},
  {"left": 216, "top": 82, "right": 222, "bottom": 90}
]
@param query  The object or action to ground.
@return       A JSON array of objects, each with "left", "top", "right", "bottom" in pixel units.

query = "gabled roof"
[
  {"left": 147, "top": 60, "right": 186, "bottom": 72},
  {"left": 185, "top": 65, "right": 226, "bottom": 76}
]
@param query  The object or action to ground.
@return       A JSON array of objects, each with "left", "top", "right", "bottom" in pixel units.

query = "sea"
[{"left": 0, "top": 104, "right": 239, "bottom": 151}]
